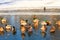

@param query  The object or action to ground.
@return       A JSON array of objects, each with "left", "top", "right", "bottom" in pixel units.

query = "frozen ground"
[
  {"left": 0, "top": 15, "right": 60, "bottom": 40},
  {"left": 0, "top": 0, "right": 60, "bottom": 10}
]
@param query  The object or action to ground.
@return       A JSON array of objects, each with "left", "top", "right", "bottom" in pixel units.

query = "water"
[{"left": 0, "top": 15, "right": 60, "bottom": 40}]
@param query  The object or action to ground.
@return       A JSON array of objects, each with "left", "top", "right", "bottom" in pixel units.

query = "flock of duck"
[
  {"left": 0, "top": 16, "right": 60, "bottom": 40},
  {"left": 0, "top": 18, "right": 16, "bottom": 35},
  {"left": 20, "top": 15, "right": 60, "bottom": 39}
]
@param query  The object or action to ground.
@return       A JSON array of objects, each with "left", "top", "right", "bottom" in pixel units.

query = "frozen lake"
[{"left": 0, "top": 15, "right": 60, "bottom": 40}]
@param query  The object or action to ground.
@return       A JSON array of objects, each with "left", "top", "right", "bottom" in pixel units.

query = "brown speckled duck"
[
  {"left": 33, "top": 16, "right": 39, "bottom": 30},
  {"left": 40, "top": 25, "right": 47, "bottom": 33},
  {"left": 0, "top": 27, "right": 4, "bottom": 35},
  {"left": 50, "top": 26, "right": 56, "bottom": 33},
  {"left": 20, "top": 25, "right": 26, "bottom": 33},
  {"left": 28, "top": 24, "right": 33, "bottom": 36},
  {"left": 0, "top": 27, "right": 4, "bottom": 32},
  {"left": 46, "top": 21, "right": 51, "bottom": 25},
  {"left": 56, "top": 21, "right": 60, "bottom": 26},
  {"left": 20, "top": 25, "right": 26, "bottom": 40}
]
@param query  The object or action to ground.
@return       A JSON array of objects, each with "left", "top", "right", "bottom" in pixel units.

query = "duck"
[
  {"left": 28, "top": 24, "right": 33, "bottom": 36},
  {"left": 41, "top": 21, "right": 51, "bottom": 26},
  {"left": 28, "top": 24, "right": 33, "bottom": 32},
  {"left": 20, "top": 19, "right": 27, "bottom": 26},
  {"left": 56, "top": 21, "right": 60, "bottom": 26},
  {"left": 0, "top": 27, "right": 4, "bottom": 35},
  {"left": 40, "top": 25, "right": 47, "bottom": 33},
  {"left": 41, "top": 21, "right": 47, "bottom": 26},
  {"left": 46, "top": 21, "right": 51, "bottom": 25},
  {"left": 5, "top": 25, "right": 11, "bottom": 32},
  {"left": 20, "top": 25, "right": 26, "bottom": 40},
  {"left": 33, "top": 15, "right": 39, "bottom": 29},
  {"left": 0, "top": 27, "right": 4, "bottom": 32},
  {"left": 12, "top": 26, "right": 16, "bottom": 35},
  {"left": 33, "top": 18, "right": 39, "bottom": 30},
  {"left": 56, "top": 21, "right": 60, "bottom": 29},
  {"left": 1, "top": 18, "right": 7, "bottom": 24},
  {"left": 50, "top": 26, "right": 56, "bottom": 33},
  {"left": 20, "top": 25, "right": 26, "bottom": 33}
]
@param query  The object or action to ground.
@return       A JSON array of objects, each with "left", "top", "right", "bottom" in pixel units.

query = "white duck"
[
  {"left": 41, "top": 21, "right": 47, "bottom": 26},
  {"left": 20, "top": 19, "right": 27, "bottom": 26},
  {"left": 1, "top": 18, "right": 7, "bottom": 24},
  {"left": 6, "top": 25, "right": 11, "bottom": 32}
]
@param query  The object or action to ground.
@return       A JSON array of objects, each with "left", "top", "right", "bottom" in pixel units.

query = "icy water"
[{"left": 0, "top": 15, "right": 60, "bottom": 40}]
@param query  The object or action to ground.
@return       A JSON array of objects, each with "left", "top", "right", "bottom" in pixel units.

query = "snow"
[{"left": 0, "top": 0, "right": 60, "bottom": 10}]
